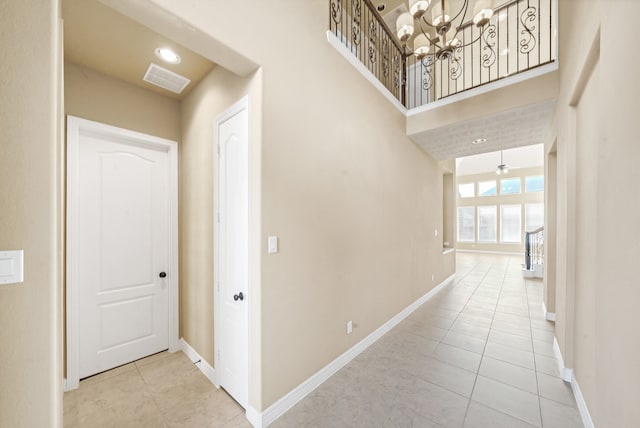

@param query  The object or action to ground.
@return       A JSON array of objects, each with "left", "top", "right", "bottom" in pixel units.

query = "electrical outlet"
[
  {"left": 434, "top": 229, "right": 438, "bottom": 237},
  {"left": 431, "top": 274, "right": 435, "bottom": 282},
  {"left": 347, "top": 320, "right": 353, "bottom": 334}
]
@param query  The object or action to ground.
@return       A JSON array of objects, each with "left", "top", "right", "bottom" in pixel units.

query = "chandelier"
[{"left": 396, "top": 0, "right": 495, "bottom": 60}]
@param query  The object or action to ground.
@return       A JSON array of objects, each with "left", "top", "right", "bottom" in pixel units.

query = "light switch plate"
[
  {"left": 0, "top": 250, "right": 24, "bottom": 285},
  {"left": 267, "top": 236, "right": 278, "bottom": 254}
]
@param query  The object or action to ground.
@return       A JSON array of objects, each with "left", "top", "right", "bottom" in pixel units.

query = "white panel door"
[
  {"left": 77, "top": 131, "right": 169, "bottom": 379},
  {"left": 218, "top": 102, "right": 249, "bottom": 408}
]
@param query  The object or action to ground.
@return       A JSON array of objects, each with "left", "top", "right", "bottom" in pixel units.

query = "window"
[
  {"left": 477, "top": 206, "right": 497, "bottom": 242},
  {"left": 525, "top": 175, "right": 544, "bottom": 192},
  {"left": 525, "top": 203, "right": 544, "bottom": 232},
  {"left": 500, "top": 204, "right": 522, "bottom": 243},
  {"left": 478, "top": 180, "right": 497, "bottom": 196},
  {"left": 457, "top": 183, "right": 475, "bottom": 198},
  {"left": 500, "top": 178, "right": 521, "bottom": 195},
  {"left": 457, "top": 206, "right": 475, "bottom": 242}
]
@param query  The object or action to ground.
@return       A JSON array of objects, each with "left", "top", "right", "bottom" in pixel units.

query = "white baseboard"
[
  {"left": 180, "top": 338, "right": 217, "bottom": 387},
  {"left": 456, "top": 249, "right": 522, "bottom": 256},
  {"left": 552, "top": 337, "right": 573, "bottom": 382},
  {"left": 542, "top": 301, "right": 556, "bottom": 321},
  {"left": 246, "top": 406, "right": 263, "bottom": 428},
  {"left": 253, "top": 274, "right": 456, "bottom": 427},
  {"left": 552, "top": 337, "right": 594, "bottom": 428},
  {"left": 570, "top": 371, "right": 595, "bottom": 428}
]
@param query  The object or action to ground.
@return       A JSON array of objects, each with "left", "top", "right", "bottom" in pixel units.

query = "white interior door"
[
  {"left": 76, "top": 123, "right": 171, "bottom": 379},
  {"left": 216, "top": 98, "right": 249, "bottom": 408}
]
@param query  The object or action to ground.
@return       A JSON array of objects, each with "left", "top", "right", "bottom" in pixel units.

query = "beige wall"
[
  {"left": 179, "top": 65, "right": 262, "bottom": 379},
  {"left": 64, "top": 61, "right": 181, "bottom": 141},
  {"left": 0, "top": 1, "right": 63, "bottom": 427},
  {"left": 547, "top": 1, "right": 640, "bottom": 425},
  {"left": 141, "top": 0, "right": 456, "bottom": 411},
  {"left": 456, "top": 167, "right": 544, "bottom": 253}
]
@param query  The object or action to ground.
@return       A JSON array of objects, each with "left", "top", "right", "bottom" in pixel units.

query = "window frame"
[
  {"left": 477, "top": 205, "right": 497, "bottom": 243},
  {"left": 457, "top": 182, "right": 475, "bottom": 199},
  {"left": 525, "top": 175, "right": 545, "bottom": 193},
  {"left": 457, "top": 206, "right": 476, "bottom": 242},
  {"left": 500, "top": 178, "right": 522, "bottom": 195},
  {"left": 500, "top": 204, "right": 522, "bottom": 243},
  {"left": 525, "top": 202, "right": 544, "bottom": 232},
  {"left": 478, "top": 180, "right": 497, "bottom": 197}
]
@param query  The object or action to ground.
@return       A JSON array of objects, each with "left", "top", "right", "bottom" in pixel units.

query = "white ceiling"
[
  {"left": 456, "top": 144, "right": 544, "bottom": 176},
  {"left": 409, "top": 99, "right": 556, "bottom": 160},
  {"left": 62, "top": 0, "right": 215, "bottom": 100}
]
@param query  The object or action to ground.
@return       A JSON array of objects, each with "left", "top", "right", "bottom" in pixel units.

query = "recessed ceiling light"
[
  {"left": 472, "top": 138, "right": 487, "bottom": 145},
  {"left": 155, "top": 47, "right": 181, "bottom": 64}
]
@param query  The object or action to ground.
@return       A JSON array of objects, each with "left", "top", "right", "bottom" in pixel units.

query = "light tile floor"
[
  {"left": 272, "top": 253, "right": 584, "bottom": 427},
  {"left": 64, "top": 253, "right": 584, "bottom": 428},
  {"left": 63, "top": 350, "right": 250, "bottom": 428}
]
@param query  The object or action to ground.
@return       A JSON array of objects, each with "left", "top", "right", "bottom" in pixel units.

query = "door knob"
[
  {"left": 159, "top": 272, "right": 167, "bottom": 278},
  {"left": 233, "top": 292, "right": 244, "bottom": 301}
]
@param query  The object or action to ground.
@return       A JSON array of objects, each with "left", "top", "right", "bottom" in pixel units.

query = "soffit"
[
  {"left": 62, "top": 0, "right": 215, "bottom": 100},
  {"left": 409, "top": 98, "right": 556, "bottom": 160}
]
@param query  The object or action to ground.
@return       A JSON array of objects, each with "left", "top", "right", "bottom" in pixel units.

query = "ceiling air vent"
[{"left": 143, "top": 63, "right": 191, "bottom": 94}]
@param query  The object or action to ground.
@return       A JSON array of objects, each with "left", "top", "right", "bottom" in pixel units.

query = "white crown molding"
[{"left": 252, "top": 273, "right": 456, "bottom": 427}]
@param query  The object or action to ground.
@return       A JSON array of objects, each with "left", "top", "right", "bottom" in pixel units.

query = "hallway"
[
  {"left": 64, "top": 253, "right": 583, "bottom": 427},
  {"left": 273, "top": 253, "right": 583, "bottom": 427}
]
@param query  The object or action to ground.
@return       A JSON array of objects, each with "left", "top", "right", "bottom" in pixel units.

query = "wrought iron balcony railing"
[
  {"left": 329, "top": 0, "right": 556, "bottom": 109},
  {"left": 524, "top": 226, "right": 544, "bottom": 278}
]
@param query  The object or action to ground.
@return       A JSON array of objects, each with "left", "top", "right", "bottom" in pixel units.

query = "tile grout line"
[
  {"left": 524, "top": 275, "right": 546, "bottom": 428},
  {"left": 465, "top": 261, "right": 510, "bottom": 422},
  {"left": 474, "top": 256, "right": 543, "bottom": 428},
  {"left": 457, "top": 259, "right": 507, "bottom": 425},
  {"left": 506, "top": 258, "right": 544, "bottom": 427}
]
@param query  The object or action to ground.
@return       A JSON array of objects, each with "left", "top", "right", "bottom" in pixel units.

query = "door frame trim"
[
  {"left": 65, "top": 116, "right": 179, "bottom": 390},
  {"left": 213, "top": 96, "right": 250, "bottom": 401}
]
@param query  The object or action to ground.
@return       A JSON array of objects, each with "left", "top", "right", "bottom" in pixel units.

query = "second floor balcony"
[{"left": 328, "top": 0, "right": 557, "bottom": 112}]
